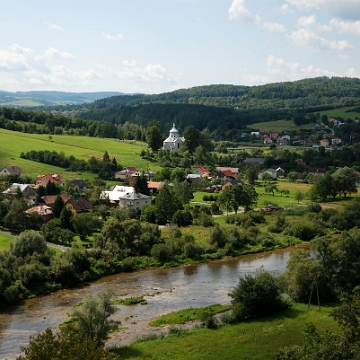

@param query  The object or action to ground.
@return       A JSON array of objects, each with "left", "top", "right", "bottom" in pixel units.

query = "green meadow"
[
  {"left": 0, "top": 128, "right": 161, "bottom": 179},
  {"left": 249, "top": 119, "right": 299, "bottom": 132},
  {"left": 318, "top": 106, "right": 360, "bottom": 120},
  {"left": 116, "top": 303, "right": 340, "bottom": 360}
]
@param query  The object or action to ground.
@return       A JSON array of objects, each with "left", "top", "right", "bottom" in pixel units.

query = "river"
[{"left": 0, "top": 247, "right": 301, "bottom": 359}]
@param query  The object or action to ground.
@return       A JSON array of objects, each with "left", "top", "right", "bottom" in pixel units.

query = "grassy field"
[
  {"left": 249, "top": 119, "right": 299, "bottom": 132},
  {"left": 318, "top": 106, "right": 360, "bottom": 120},
  {"left": 0, "top": 128, "right": 161, "bottom": 179},
  {"left": 115, "top": 303, "right": 340, "bottom": 360},
  {"left": 0, "top": 232, "right": 14, "bottom": 250}
]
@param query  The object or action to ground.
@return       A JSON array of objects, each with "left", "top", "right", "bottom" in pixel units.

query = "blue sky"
[{"left": 1, "top": 0, "right": 360, "bottom": 93}]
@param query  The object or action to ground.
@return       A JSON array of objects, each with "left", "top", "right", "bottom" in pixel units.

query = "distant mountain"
[{"left": 0, "top": 90, "right": 127, "bottom": 107}]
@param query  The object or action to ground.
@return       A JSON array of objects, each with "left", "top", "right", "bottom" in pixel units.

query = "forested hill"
[{"left": 87, "top": 77, "right": 360, "bottom": 110}]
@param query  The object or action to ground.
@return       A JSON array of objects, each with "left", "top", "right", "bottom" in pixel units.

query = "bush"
[
  {"left": 151, "top": 243, "right": 173, "bottom": 264},
  {"left": 288, "top": 222, "right": 321, "bottom": 241},
  {"left": 228, "top": 268, "right": 290, "bottom": 322},
  {"left": 307, "top": 203, "right": 322, "bottom": 213}
]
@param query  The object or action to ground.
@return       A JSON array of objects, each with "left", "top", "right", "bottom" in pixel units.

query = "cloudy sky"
[{"left": 1, "top": 0, "right": 360, "bottom": 93}]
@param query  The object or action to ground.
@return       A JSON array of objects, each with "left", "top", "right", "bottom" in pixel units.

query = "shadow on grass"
[{"left": 111, "top": 345, "right": 144, "bottom": 359}]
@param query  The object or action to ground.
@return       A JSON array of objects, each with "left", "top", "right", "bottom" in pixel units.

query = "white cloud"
[
  {"left": 266, "top": 55, "right": 340, "bottom": 81},
  {"left": 297, "top": 15, "right": 332, "bottom": 32},
  {"left": 118, "top": 63, "right": 177, "bottom": 83},
  {"left": 102, "top": 32, "right": 124, "bottom": 41},
  {"left": 280, "top": 4, "right": 290, "bottom": 14},
  {"left": 44, "top": 22, "right": 63, "bottom": 31},
  {"left": 44, "top": 48, "right": 75, "bottom": 59},
  {"left": 122, "top": 60, "right": 137, "bottom": 67},
  {"left": 263, "top": 22, "right": 286, "bottom": 32},
  {"left": 0, "top": 44, "right": 99, "bottom": 91},
  {"left": 286, "top": 0, "right": 360, "bottom": 20},
  {"left": 228, "top": 0, "right": 253, "bottom": 22},
  {"left": 288, "top": 29, "right": 352, "bottom": 51},
  {"left": 330, "top": 19, "right": 360, "bottom": 36}
]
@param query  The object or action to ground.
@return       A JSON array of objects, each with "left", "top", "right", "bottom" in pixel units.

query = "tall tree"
[
  {"left": 146, "top": 120, "right": 163, "bottom": 151},
  {"left": 154, "top": 184, "right": 182, "bottom": 224},
  {"left": 134, "top": 174, "right": 150, "bottom": 195},
  {"left": 70, "top": 289, "right": 118, "bottom": 347},
  {"left": 52, "top": 195, "right": 65, "bottom": 218}
]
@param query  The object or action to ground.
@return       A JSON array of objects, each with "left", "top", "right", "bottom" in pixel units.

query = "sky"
[{"left": 1, "top": 0, "right": 360, "bottom": 94}]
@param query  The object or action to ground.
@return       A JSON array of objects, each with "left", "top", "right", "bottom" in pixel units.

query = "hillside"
[
  {"left": 0, "top": 90, "right": 126, "bottom": 107},
  {"left": 85, "top": 76, "right": 360, "bottom": 110}
]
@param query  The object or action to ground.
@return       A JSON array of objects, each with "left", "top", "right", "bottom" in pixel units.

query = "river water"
[{"left": 0, "top": 247, "right": 301, "bottom": 359}]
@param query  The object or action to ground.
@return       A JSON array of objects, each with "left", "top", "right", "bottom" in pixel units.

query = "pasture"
[
  {"left": 0, "top": 129, "right": 160, "bottom": 179},
  {"left": 318, "top": 106, "right": 360, "bottom": 120}
]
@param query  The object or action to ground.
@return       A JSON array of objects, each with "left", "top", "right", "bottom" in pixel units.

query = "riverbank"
[
  {"left": 0, "top": 248, "right": 299, "bottom": 359},
  {"left": 114, "top": 302, "right": 340, "bottom": 360}
]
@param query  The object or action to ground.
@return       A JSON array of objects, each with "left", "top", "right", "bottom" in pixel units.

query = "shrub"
[
  {"left": 151, "top": 244, "right": 173, "bottom": 264},
  {"left": 288, "top": 222, "right": 320, "bottom": 241},
  {"left": 228, "top": 268, "right": 290, "bottom": 322},
  {"left": 307, "top": 203, "right": 322, "bottom": 213}
]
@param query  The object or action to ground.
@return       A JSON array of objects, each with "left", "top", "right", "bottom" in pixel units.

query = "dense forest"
[{"left": 84, "top": 76, "right": 360, "bottom": 110}]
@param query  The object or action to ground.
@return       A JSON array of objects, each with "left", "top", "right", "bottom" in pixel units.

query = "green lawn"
[
  {"left": 0, "top": 232, "right": 14, "bottom": 250},
  {"left": 115, "top": 303, "right": 340, "bottom": 360},
  {"left": 0, "top": 128, "right": 161, "bottom": 179}
]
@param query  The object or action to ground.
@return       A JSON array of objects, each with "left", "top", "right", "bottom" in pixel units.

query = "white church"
[{"left": 163, "top": 123, "right": 185, "bottom": 152}]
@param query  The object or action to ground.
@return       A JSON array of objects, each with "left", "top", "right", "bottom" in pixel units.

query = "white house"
[
  {"left": 0, "top": 166, "right": 23, "bottom": 177},
  {"left": 163, "top": 123, "right": 185, "bottom": 152},
  {"left": 100, "top": 185, "right": 135, "bottom": 202},
  {"left": 118, "top": 192, "right": 151, "bottom": 212},
  {"left": 258, "top": 169, "right": 278, "bottom": 180}
]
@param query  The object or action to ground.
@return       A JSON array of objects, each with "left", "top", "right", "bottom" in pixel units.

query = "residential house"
[
  {"left": 3, "top": 183, "right": 35, "bottom": 198},
  {"left": 26, "top": 205, "right": 53, "bottom": 222},
  {"left": 258, "top": 169, "right": 278, "bottom": 180},
  {"left": 304, "top": 139, "right": 314, "bottom": 147},
  {"left": 216, "top": 167, "right": 239, "bottom": 176},
  {"left": 332, "top": 137, "right": 342, "bottom": 145},
  {"left": 40, "top": 194, "right": 71, "bottom": 207},
  {"left": 244, "top": 157, "right": 265, "bottom": 166},
  {"left": 66, "top": 197, "right": 94, "bottom": 214},
  {"left": 192, "top": 167, "right": 211, "bottom": 178},
  {"left": 270, "top": 131, "right": 279, "bottom": 139},
  {"left": 118, "top": 192, "right": 151, "bottom": 212},
  {"left": 0, "top": 166, "right": 23, "bottom": 177},
  {"left": 277, "top": 138, "right": 288, "bottom": 146},
  {"left": 202, "top": 184, "right": 222, "bottom": 193},
  {"left": 320, "top": 139, "right": 330, "bottom": 147},
  {"left": 276, "top": 167, "right": 286, "bottom": 178},
  {"left": 147, "top": 181, "right": 164, "bottom": 194},
  {"left": 163, "top": 123, "right": 185, "bottom": 152},
  {"left": 308, "top": 167, "right": 326, "bottom": 176},
  {"left": 317, "top": 130, "right": 328, "bottom": 137},
  {"left": 115, "top": 167, "right": 138, "bottom": 180},
  {"left": 222, "top": 179, "right": 243, "bottom": 190},
  {"left": 69, "top": 179, "right": 87, "bottom": 193},
  {"left": 36, "top": 174, "right": 65, "bottom": 187},
  {"left": 100, "top": 185, "right": 135, "bottom": 203},
  {"left": 250, "top": 131, "right": 260, "bottom": 137}
]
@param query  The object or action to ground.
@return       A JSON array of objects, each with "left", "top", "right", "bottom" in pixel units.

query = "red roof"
[
  {"left": 222, "top": 170, "right": 235, "bottom": 177},
  {"left": 198, "top": 167, "right": 211, "bottom": 175},
  {"left": 36, "top": 174, "right": 65, "bottom": 186}
]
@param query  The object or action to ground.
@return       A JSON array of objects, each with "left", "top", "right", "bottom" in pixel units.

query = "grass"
[
  {"left": 249, "top": 119, "right": 299, "bottom": 132},
  {"left": 114, "top": 302, "right": 340, "bottom": 360},
  {"left": 150, "top": 305, "right": 231, "bottom": 326},
  {"left": 0, "top": 128, "right": 161, "bottom": 179},
  {"left": 318, "top": 106, "right": 360, "bottom": 120},
  {"left": 113, "top": 297, "right": 147, "bottom": 306},
  {"left": 0, "top": 232, "right": 14, "bottom": 250}
]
